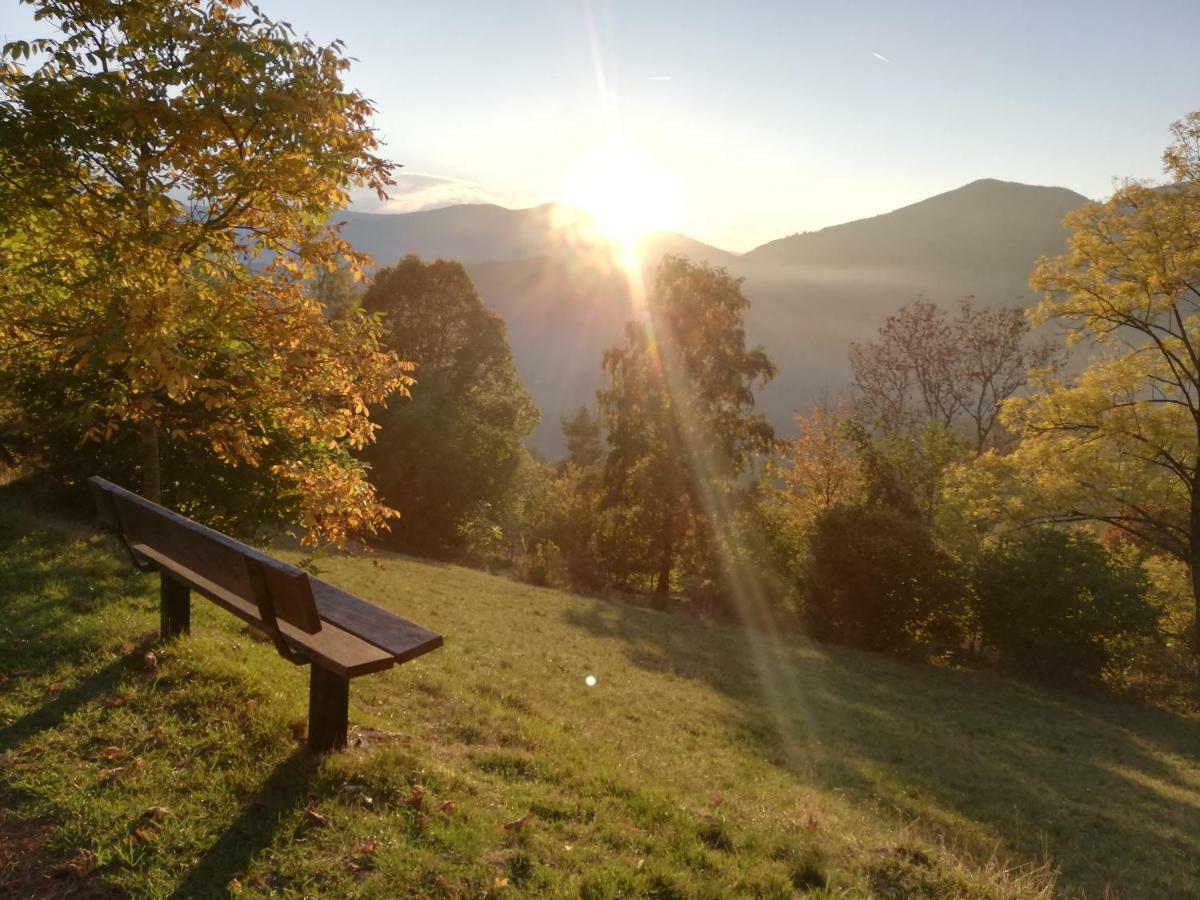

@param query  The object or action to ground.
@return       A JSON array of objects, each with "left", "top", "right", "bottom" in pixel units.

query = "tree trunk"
[
  {"left": 655, "top": 503, "right": 674, "bottom": 599},
  {"left": 1191, "top": 467, "right": 1200, "bottom": 655},
  {"left": 141, "top": 420, "right": 161, "bottom": 503}
]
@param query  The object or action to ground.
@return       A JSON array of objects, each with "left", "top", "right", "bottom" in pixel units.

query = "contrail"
[{"left": 873, "top": 51, "right": 890, "bottom": 63}]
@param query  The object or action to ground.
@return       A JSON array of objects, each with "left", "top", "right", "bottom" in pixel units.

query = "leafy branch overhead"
[{"left": 0, "top": 0, "right": 413, "bottom": 544}]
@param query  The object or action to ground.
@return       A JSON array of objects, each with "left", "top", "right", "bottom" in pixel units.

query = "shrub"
[
  {"left": 804, "top": 504, "right": 965, "bottom": 651},
  {"left": 973, "top": 528, "right": 1159, "bottom": 683}
]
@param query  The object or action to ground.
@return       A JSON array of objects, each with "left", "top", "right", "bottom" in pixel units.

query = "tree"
[
  {"left": 360, "top": 256, "right": 538, "bottom": 557},
  {"left": 0, "top": 0, "right": 409, "bottom": 545},
  {"left": 561, "top": 405, "right": 603, "bottom": 469},
  {"left": 851, "top": 298, "right": 1055, "bottom": 453},
  {"left": 598, "top": 255, "right": 776, "bottom": 597},
  {"left": 770, "top": 403, "right": 865, "bottom": 534},
  {"left": 998, "top": 113, "right": 1200, "bottom": 646}
]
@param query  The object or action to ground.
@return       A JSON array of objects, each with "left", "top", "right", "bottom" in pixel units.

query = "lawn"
[{"left": 1, "top": 480, "right": 1198, "bottom": 898}]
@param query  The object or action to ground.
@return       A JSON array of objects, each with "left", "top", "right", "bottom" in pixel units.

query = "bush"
[
  {"left": 512, "top": 540, "right": 569, "bottom": 588},
  {"left": 805, "top": 504, "right": 965, "bottom": 651},
  {"left": 974, "top": 528, "right": 1160, "bottom": 683}
]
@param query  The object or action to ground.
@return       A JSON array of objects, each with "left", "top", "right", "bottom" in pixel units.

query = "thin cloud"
[
  {"left": 872, "top": 51, "right": 891, "bottom": 63},
  {"left": 350, "top": 172, "right": 506, "bottom": 213}
]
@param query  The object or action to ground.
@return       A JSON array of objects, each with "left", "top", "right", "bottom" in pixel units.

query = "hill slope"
[{"left": 2, "top": 487, "right": 1197, "bottom": 897}]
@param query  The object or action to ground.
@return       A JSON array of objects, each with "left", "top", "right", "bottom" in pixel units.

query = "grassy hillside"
[{"left": 2, "top": 488, "right": 1198, "bottom": 898}]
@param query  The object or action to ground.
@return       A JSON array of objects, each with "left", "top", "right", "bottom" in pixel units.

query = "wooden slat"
[
  {"left": 128, "top": 543, "right": 394, "bottom": 680},
  {"left": 309, "top": 579, "right": 444, "bottom": 664}
]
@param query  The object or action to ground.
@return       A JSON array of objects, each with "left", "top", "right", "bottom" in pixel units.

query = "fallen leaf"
[
  {"left": 98, "top": 766, "right": 127, "bottom": 782},
  {"left": 102, "top": 746, "right": 124, "bottom": 761},
  {"left": 405, "top": 784, "right": 425, "bottom": 809},
  {"left": 142, "top": 651, "right": 157, "bottom": 672},
  {"left": 143, "top": 806, "right": 170, "bottom": 821},
  {"left": 493, "top": 876, "right": 509, "bottom": 889},
  {"left": 132, "top": 827, "right": 157, "bottom": 843},
  {"left": 303, "top": 804, "right": 327, "bottom": 827},
  {"left": 58, "top": 850, "right": 97, "bottom": 879},
  {"left": 803, "top": 815, "right": 819, "bottom": 833},
  {"left": 48, "top": 682, "right": 62, "bottom": 694},
  {"left": 107, "top": 696, "right": 126, "bottom": 709},
  {"left": 439, "top": 800, "right": 456, "bottom": 814},
  {"left": 228, "top": 877, "right": 243, "bottom": 895},
  {"left": 501, "top": 813, "right": 534, "bottom": 833},
  {"left": 357, "top": 840, "right": 378, "bottom": 856}
]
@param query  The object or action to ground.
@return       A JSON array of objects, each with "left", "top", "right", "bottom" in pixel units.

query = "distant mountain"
[
  {"left": 743, "top": 179, "right": 1086, "bottom": 274},
  {"left": 341, "top": 180, "right": 1090, "bottom": 455},
  {"left": 735, "top": 179, "right": 1089, "bottom": 429},
  {"left": 338, "top": 203, "right": 733, "bottom": 269},
  {"left": 337, "top": 203, "right": 570, "bottom": 265}
]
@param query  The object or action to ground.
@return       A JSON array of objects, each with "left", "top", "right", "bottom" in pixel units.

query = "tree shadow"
[
  {"left": 564, "top": 596, "right": 1200, "bottom": 897},
  {"left": 166, "top": 749, "right": 319, "bottom": 899},
  {"left": 0, "top": 656, "right": 138, "bottom": 757},
  {"left": 0, "top": 479, "right": 152, "bottom": 676}
]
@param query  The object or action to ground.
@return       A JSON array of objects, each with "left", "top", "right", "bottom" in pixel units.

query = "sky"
[{"left": 3, "top": 0, "right": 1200, "bottom": 251}]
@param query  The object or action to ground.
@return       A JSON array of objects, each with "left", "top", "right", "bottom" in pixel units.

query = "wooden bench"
[{"left": 88, "top": 476, "right": 443, "bottom": 751}]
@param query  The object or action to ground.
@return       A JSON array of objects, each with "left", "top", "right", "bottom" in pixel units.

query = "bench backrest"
[{"left": 88, "top": 477, "right": 321, "bottom": 634}]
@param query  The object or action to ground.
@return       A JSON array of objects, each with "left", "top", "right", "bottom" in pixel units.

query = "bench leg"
[
  {"left": 308, "top": 665, "right": 349, "bottom": 752},
  {"left": 160, "top": 574, "right": 190, "bottom": 639}
]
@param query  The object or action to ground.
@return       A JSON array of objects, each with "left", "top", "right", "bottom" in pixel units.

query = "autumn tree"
[
  {"left": 768, "top": 403, "right": 864, "bottom": 532},
  {"left": 0, "top": 0, "right": 410, "bottom": 544},
  {"left": 851, "top": 298, "right": 1055, "bottom": 453},
  {"left": 997, "top": 112, "right": 1200, "bottom": 645},
  {"left": 360, "top": 256, "right": 538, "bottom": 557},
  {"left": 598, "top": 255, "right": 776, "bottom": 597}
]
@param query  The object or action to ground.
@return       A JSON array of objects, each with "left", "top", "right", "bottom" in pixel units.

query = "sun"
[{"left": 559, "top": 137, "right": 683, "bottom": 264}]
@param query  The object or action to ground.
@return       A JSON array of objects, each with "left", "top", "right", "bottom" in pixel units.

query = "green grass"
[{"left": 2, "top": 483, "right": 1198, "bottom": 898}]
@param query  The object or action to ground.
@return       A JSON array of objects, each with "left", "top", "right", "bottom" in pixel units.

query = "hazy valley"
[{"left": 341, "top": 178, "right": 1088, "bottom": 452}]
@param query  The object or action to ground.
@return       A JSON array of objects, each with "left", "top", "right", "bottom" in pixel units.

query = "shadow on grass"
[
  {"left": 166, "top": 749, "right": 319, "bottom": 899},
  {"left": 563, "top": 595, "right": 1200, "bottom": 898},
  {"left": 0, "top": 479, "right": 153, "bottom": 675},
  {"left": 0, "top": 656, "right": 137, "bottom": 757}
]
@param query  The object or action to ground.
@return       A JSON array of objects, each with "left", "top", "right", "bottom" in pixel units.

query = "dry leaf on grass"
[
  {"left": 501, "top": 813, "right": 534, "bottom": 833},
  {"left": 302, "top": 804, "right": 327, "bottom": 827}
]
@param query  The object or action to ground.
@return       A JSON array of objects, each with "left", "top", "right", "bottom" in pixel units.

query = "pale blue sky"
[{"left": 4, "top": 1, "right": 1199, "bottom": 249}]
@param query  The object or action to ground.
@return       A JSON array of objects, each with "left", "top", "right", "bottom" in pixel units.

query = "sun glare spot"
[{"left": 558, "top": 137, "right": 683, "bottom": 269}]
